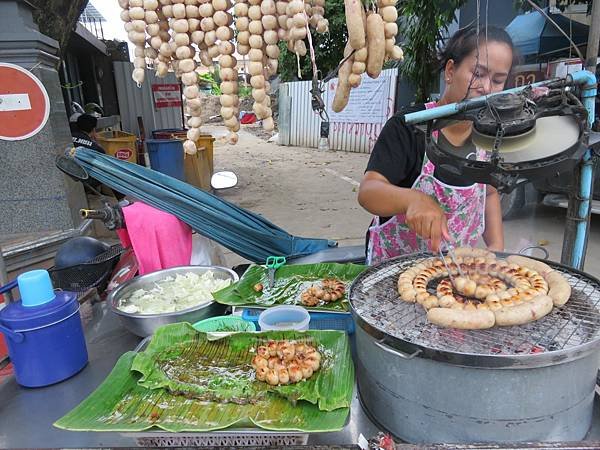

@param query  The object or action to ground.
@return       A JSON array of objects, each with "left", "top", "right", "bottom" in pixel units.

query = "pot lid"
[{"left": 0, "top": 291, "right": 79, "bottom": 332}]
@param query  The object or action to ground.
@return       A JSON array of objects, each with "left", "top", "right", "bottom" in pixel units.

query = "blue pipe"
[
  {"left": 569, "top": 70, "right": 596, "bottom": 269},
  {"left": 403, "top": 80, "right": 553, "bottom": 125}
]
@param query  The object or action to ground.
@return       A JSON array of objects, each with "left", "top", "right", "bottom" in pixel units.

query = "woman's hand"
[{"left": 405, "top": 191, "right": 449, "bottom": 252}]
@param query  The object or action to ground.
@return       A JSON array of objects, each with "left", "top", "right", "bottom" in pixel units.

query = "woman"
[{"left": 358, "top": 26, "right": 515, "bottom": 265}]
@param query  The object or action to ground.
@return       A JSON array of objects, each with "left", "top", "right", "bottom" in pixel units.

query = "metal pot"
[
  {"left": 349, "top": 253, "right": 600, "bottom": 443},
  {"left": 108, "top": 266, "right": 237, "bottom": 337},
  {"left": 355, "top": 325, "right": 599, "bottom": 443}
]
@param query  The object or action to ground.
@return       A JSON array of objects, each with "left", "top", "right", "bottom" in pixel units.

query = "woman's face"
[{"left": 444, "top": 40, "right": 513, "bottom": 103}]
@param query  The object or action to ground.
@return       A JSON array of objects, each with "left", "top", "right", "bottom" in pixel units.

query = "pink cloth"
[{"left": 117, "top": 202, "right": 192, "bottom": 275}]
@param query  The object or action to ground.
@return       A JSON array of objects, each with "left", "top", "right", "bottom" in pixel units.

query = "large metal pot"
[
  {"left": 108, "top": 266, "right": 237, "bottom": 337},
  {"left": 349, "top": 253, "right": 600, "bottom": 443},
  {"left": 354, "top": 325, "right": 599, "bottom": 443}
]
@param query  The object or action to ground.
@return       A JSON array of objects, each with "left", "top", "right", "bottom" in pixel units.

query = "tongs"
[{"left": 439, "top": 240, "right": 465, "bottom": 288}]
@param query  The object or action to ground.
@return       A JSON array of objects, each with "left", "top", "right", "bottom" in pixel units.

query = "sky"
[{"left": 90, "top": 0, "right": 133, "bottom": 59}]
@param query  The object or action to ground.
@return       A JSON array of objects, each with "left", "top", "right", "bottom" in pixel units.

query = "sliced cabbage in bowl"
[{"left": 118, "top": 271, "right": 232, "bottom": 315}]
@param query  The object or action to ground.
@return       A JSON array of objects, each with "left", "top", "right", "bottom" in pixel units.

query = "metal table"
[
  {"left": 2, "top": 299, "right": 600, "bottom": 448},
  {"left": 0, "top": 300, "right": 378, "bottom": 448}
]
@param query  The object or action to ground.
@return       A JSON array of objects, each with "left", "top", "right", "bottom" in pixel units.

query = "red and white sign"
[
  {"left": 115, "top": 148, "right": 133, "bottom": 160},
  {"left": 0, "top": 63, "right": 50, "bottom": 141},
  {"left": 151, "top": 83, "right": 182, "bottom": 108}
]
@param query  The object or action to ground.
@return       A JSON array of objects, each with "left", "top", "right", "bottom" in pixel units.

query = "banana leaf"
[
  {"left": 54, "top": 352, "right": 350, "bottom": 433},
  {"left": 132, "top": 323, "right": 353, "bottom": 412},
  {"left": 212, "top": 263, "right": 366, "bottom": 312}
]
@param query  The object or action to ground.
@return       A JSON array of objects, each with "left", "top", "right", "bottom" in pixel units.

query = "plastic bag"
[{"left": 190, "top": 233, "right": 226, "bottom": 266}]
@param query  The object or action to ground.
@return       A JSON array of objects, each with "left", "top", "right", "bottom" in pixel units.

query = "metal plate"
[
  {"left": 471, "top": 115, "right": 581, "bottom": 162},
  {"left": 349, "top": 253, "right": 600, "bottom": 368}
]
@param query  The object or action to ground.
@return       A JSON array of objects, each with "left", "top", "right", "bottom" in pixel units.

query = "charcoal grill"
[{"left": 349, "top": 252, "right": 600, "bottom": 443}]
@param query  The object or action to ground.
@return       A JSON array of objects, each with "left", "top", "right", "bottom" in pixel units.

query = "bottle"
[
  {"left": 318, "top": 136, "right": 329, "bottom": 152},
  {"left": 318, "top": 121, "right": 330, "bottom": 151}
]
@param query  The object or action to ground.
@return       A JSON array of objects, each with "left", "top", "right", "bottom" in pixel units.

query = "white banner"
[{"left": 326, "top": 75, "right": 390, "bottom": 124}]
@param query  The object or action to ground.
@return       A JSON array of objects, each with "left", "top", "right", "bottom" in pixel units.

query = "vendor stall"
[{"left": 2, "top": 1, "right": 600, "bottom": 445}]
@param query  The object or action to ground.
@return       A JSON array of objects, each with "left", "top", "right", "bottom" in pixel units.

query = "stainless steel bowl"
[{"left": 108, "top": 265, "right": 238, "bottom": 337}]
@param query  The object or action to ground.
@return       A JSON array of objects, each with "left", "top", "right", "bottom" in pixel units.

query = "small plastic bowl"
[
  {"left": 258, "top": 305, "right": 310, "bottom": 331},
  {"left": 192, "top": 315, "right": 256, "bottom": 332}
]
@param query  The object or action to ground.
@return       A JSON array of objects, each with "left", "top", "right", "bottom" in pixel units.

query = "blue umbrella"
[
  {"left": 74, "top": 148, "right": 333, "bottom": 263},
  {"left": 506, "top": 8, "right": 588, "bottom": 59}
]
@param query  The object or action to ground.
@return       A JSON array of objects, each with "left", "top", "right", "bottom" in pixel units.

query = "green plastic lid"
[{"left": 192, "top": 315, "right": 256, "bottom": 333}]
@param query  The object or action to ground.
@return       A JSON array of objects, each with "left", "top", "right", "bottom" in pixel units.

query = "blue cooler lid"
[{"left": 0, "top": 291, "right": 79, "bottom": 332}]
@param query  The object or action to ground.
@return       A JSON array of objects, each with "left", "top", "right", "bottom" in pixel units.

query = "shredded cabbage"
[{"left": 118, "top": 271, "right": 231, "bottom": 315}]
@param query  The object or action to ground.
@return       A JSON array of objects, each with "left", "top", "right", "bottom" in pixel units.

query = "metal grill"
[{"left": 349, "top": 253, "right": 600, "bottom": 357}]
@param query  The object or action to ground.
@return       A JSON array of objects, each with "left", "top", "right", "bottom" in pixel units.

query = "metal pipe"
[
  {"left": 403, "top": 79, "right": 557, "bottom": 125},
  {"left": 562, "top": 70, "right": 597, "bottom": 269},
  {"left": 0, "top": 245, "right": 13, "bottom": 303},
  {"left": 80, "top": 208, "right": 109, "bottom": 221}
]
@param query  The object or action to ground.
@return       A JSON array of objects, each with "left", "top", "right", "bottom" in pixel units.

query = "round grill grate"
[{"left": 349, "top": 253, "right": 600, "bottom": 359}]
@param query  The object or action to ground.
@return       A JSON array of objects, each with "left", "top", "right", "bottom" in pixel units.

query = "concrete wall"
[{"left": 0, "top": 0, "right": 86, "bottom": 235}]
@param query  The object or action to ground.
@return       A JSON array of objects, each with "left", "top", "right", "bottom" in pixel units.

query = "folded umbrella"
[{"left": 74, "top": 148, "right": 333, "bottom": 263}]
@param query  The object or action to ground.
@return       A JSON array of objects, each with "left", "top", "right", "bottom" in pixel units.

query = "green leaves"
[
  {"left": 398, "top": 0, "right": 467, "bottom": 102},
  {"left": 54, "top": 324, "right": 353, "bottom": 433},
  {"left": 278, "top": 0, "right": 348, "bottom": 81},
  {"left": 212, "top": 263, "right": 366, "bottom": 312}
]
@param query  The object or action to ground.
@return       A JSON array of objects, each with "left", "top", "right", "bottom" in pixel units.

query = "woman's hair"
[{"left": 438, "top": 25, "right": 518, "bottom": 72}]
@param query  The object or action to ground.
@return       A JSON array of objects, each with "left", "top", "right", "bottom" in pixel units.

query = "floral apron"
[{"left": 366, "top": 102, "right": 487, "bottom": 266}]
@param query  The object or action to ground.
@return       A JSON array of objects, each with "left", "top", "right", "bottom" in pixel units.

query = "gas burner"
[
  {"left": 425, "top": 87, "right": 588, "bottom": 193},
  {"left": 473, "top": 93, "right": 537, "bottom": 138}
]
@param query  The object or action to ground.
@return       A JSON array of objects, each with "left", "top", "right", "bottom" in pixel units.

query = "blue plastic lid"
[
  {"left": 0, "top": 291, "right": 79, "bottom": 332},
  {"left": 17, "top": 270, "right": 55, "bottom": 307}
]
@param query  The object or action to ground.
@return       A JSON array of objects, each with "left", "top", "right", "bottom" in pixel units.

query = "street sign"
[
  {"left": 0, "top": 63, "right": 50, "bottom": 141},
  {"left": 151, "top": 83, "right": 182, "bottom": 108}
]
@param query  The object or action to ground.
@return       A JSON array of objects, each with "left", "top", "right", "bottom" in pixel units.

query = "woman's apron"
[{"left": 366, "top": 102, "right": 487, "bottom": 265}]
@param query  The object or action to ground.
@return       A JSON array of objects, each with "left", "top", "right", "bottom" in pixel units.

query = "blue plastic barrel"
[{"left": 145, "top": 139, "right": 185, "bottom": 181}]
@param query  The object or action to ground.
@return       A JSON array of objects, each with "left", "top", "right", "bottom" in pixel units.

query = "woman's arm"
[
  {"left": 358, "top": 171, "right": 416, "bottom": 217},
  {"left": 359, "top": 171, "right": 449, "bottom": 251},
  {"left": 483, "top": 185, "right": 504, "bottom": 251}
]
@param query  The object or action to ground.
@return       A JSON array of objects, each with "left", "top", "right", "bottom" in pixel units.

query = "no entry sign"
[
  {"left": 151, "top": 83, "right": 182, "bottom": 108},
  {"left": 0, "top": 63, "right": 50, "bottom": 141}
]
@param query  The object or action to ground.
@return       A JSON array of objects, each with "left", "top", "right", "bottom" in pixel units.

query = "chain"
[{"left": 491, "top": 124, "right": 505, "bottom": 166}]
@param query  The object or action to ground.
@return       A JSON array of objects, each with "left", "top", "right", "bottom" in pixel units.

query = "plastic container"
[
  {"left": 151, "top": 129, "right": 214, "bottom": 190},
  {"left": 145, "top": 139, "right": 185, "bottom": 181},
  {"left": 18, "top": 270, "right": 55, "bottom": 307},
  {"left": 258, "top": 305, "right": 310, "bottom": 331},
  {"left": 193, "top": 315, "right": 256, "bottom": 332},
  {"left": 96, "top": 130, "right": 137, "bottom": 163},
  {"left": 0, "top": 271, "right": 88, "bottom": 387},
  {"left": 242, "top": 308, "right": 355, "bottom": 333},
  {"left": 184, "top": 135, "right": 215, "bottom": 191}
]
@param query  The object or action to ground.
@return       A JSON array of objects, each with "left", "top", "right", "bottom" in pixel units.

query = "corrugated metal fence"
[
  {"left": 279, "top": 68, "right": 398, "bottom": 153},
  {"left": 113, "top": 62, "right": 182, "bottom": 139}
]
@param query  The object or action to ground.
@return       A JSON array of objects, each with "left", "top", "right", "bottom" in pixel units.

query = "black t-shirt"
[
  {"left": 365, "top": 104, "right": 476, "bottom": 224},
  {"left": 366, "top": 104, "right": 476, "bottom": 188},
  {"left": 366, "top": 104, "right": 427, "bottom": 188},
  {"left": 71, "top": 130, "right": 106, "bottom": 154}
]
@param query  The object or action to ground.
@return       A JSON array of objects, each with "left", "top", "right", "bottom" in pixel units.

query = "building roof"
[{"left": 80, "top": 3, "right": 105, "bottom": 23}]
